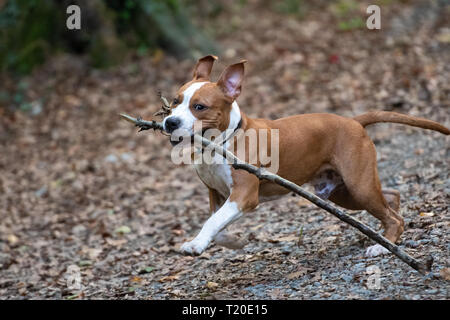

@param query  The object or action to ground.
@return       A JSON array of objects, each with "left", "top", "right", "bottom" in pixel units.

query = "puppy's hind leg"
[
  {"left": 382, "top": 189, "right": 400, "bottom": 213},
  {"left": 329, "top": 186, "right": 400, "bottom": 214},
  {"left": 214, "top": 230, "right": 247, "bottom": 249},
  {"left": 334, "top": 139, "right": 404, "bottom": 256}
]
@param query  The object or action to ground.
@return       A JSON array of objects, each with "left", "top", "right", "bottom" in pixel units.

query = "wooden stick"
[{"left": 119, "top": 113, "right": 431, "bottom": 274}]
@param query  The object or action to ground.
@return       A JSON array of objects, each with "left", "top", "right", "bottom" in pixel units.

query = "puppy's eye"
[
  {"left": 173, "top": 98, "right": 180, "bottom": 105},
  {"left": 193, "top": 104, "right": 207, "bottom": 111}
]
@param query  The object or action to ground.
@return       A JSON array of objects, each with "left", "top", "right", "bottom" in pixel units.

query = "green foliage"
[
  {"left": 0, "top": 0, "right": 217, "bottom": 75},
  {"left": 330, "top": 0, "right": 359, "bottom": 18},
  {"left": 134, "top": 0, "right": 216, "bottom": 58},
  {"left": 338, "top": 17, "right": 365, "bottom": 31},
  {"left": 0, "top": 0, "right": 62, "bottom": 74},
  {"left": 329, "top": 0, "right": 365, "bottom": 31},
  {"left": 274, "top": 0, "right": 305, "bottom": 17},
  {"left": 0, "top": 78, "right": 35, "bottom": 113}
]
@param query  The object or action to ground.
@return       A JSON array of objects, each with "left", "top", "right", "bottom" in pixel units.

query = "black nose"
[{"left": 165, "top": 117, "right": 181, "bottom": 133}]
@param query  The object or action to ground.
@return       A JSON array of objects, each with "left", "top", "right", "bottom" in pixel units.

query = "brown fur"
[
  {"left": 354, "top": 111, "right": 450, "bottom": 134},
  {"left": 181, "top": 56, "right": 449, "bottom": 244}
]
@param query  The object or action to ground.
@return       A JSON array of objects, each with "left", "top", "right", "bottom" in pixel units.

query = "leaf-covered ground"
[{"left": 0, "top": 0, "right": 448, "bottom": 299}]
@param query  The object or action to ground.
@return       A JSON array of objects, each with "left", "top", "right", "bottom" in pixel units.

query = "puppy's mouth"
[
  {"left": 169, "top": 128, "right": 210, "bottom": 146},
  {"left": 170, "top": 137, "right": 183, "bottom": 146}
]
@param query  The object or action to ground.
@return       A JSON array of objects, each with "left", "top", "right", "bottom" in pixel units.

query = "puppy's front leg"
[
  {"left": 207, "top": 188, "right": 247, "bottom": 249},
  {"left": 180, "top": 171, "right": 260, "bottom": 256},
  {"left": 180, "top": 198, "right": 242, "bottom": 255}
]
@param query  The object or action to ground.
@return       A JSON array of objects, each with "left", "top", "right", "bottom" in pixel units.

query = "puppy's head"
[{"left": 163, "top": 55, "right": 244, "bottom": 145}]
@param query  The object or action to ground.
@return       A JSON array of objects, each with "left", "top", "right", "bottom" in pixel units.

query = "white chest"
[{"left": 194, "top": 161, "right": 233, "bottom": 198}]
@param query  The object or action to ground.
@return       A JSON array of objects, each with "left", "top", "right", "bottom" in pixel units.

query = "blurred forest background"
[
  {"left": 0, "top": 0, "right": 217, "bottom": 74},
  {"left": 0, "top": 0, "right": 449, "bottom": 299}
]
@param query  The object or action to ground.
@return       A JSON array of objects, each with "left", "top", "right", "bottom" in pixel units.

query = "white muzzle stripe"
[{"left": 163, "top": 82, "right": 208, "bottom": 134}]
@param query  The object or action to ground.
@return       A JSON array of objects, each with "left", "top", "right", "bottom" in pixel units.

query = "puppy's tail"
[{"left": 354, "top": 111, "right": 449, "bottom": 135}]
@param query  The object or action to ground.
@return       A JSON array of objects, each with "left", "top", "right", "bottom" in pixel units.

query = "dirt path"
[{"left": 0, "top": 1, "right": 448, "bottom": 299}]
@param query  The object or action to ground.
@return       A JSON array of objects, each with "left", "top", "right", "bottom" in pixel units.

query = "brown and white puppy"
[{"left": 162, "top": 55, "right": 449, "bottom": 257}]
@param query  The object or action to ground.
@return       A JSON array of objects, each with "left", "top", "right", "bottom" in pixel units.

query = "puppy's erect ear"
[
  {"left": 193, "top": 55, "right": 218, "bottom": 80},
  {"left": 217, "top": 60, "right": 246, "bottom": 101}
]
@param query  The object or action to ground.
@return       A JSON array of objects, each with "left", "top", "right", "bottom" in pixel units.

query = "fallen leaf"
[
  {"left": 131, "top": 276, "right": 142, "bottom": 283},
  {"left": 105, "top": 238, "right": 127, "bottom": 246},
  {"left": 297, "top": 226, "right": 304, "bottom": 247},
  {"left": 159, "top": 245, "right": 171, "bottom": 253},
  {"left": 287, "top": 266, "right": 312, "bottom": 279},
  {"left": 206, "top": 282, "right": 219, "bottom": 289},
  {"left": 419, "top": 212, "right": 434, "bottom": 217},
  {"left": 159, "top": 275, "right": 179, "bottom": 282},
  {"left": 139, "top": 266, "right": 154, "bottom": 274},
  {"left": 64, "top": 95, "right": 82, "bottom": 107},
  {"left": 114, "top": 225, "right": 131, "bottom": 234},
  {"left": 199, "top": 253, "right": 211, "bottom": 259},
  {"left": 78, "top": 260, "right": 92, "bottom": 267},
  {"left": 297, "top": 199, "right": 310, "bottom": 207},
  {"left": 311, "top": 271, "right": 322, "bottom": 282},
  {"left": 269, "top": 288, "right": 284, "bottom": 299},
  {"left": 250, "top": 224, "right": 264, "bottom": 232},
  {"left": 87, "top": 248, "right": 102, "bottom": 260},
  {"left": 436, "top": 31, "right": 450, "bottom": 43},
  {"left": 269, "top": 234, "right": 298, "bottom": 243},
  {"left": 287, "top": 270, "right": 306, "bottom": 279},
  {"left": 7, "top": 234, "right": 19, "bottom": 246},
  {"left": 170, "top": 289, "right": 182, "bottom": 297},
  {"left": 440, "top": 268, "right": 450, "bottom": 281},
  {"left": 171, "top": 229, "right": 184, "bottom": 236}
]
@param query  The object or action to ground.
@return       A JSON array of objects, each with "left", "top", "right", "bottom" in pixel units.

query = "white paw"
[
  {"left": 180, "top": 238, "right": 209, "bottom": 256},
  {"left": 365, "top": 244, "right": 390, "bottom": 257}
]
